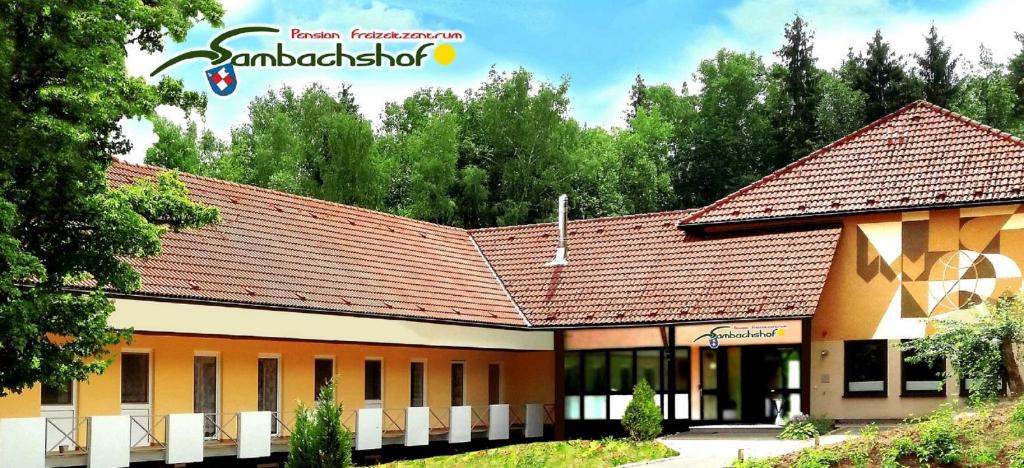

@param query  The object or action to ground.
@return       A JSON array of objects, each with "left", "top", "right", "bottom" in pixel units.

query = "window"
[
  {"left": 564, "top": 352, "right": 581, "bottom": 420},
  {"left": 258, "top": 357, "right": 280, "bottom": 433},
  {"left": 960, "top": 367, "right": 1008, "bottom": 397},
  {"left": 901, "top": 343, "right": 945, "bottom": 396},
  {"left": 364, "top": 360, "right": 382, "bottom": 407},
  {"left": 314, "top": 358, "right": 334, "bottom": 400},
  {"left": 410, "top": 361, "right": 426, "bottom": 407},
  {"left": 41, "top": 380, "right": 73, "bottom": 406},
  {"left": 609, "top": 351, "right": 633, "bottom": 393},
  {"left": 121, "top": 353, "right": 150, "bottom": 404},
  {"left": 845, "top": 340, "right": 887, "bottom": 396},
  {"left": 582, "top": 352, "right": 607, "bottom": 419},
  {"left": 451, "top": 362, "right": 465, "bottom": 406},
  {"left": 193, "top": 355, "right": 219, "bottom": 438},
  {"left": 636, "top": 350, "right": 662, "bottom": 391},
  {"left": 488, "top": 363, "right": 502, "bottom": 405}
]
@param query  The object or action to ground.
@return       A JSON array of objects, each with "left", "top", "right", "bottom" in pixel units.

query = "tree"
[
  {"left": 846, "top": 30, "right": 920, "bottom": 122},
  {"left": 621, "top": 379, "right": 662, "bottom": 441},
  {"left": 218, "top": 85, "right": 386, "bottom": 208},
  {"left": 286, "top": 381, "right": 352, "bottom": 468},
  {"left": 400, "top": 114, "right": 459, "bottom": 224},
  {"left": 815, "top": 73, "right": 867, "bottom": 146},
  {"left": 915, "top": 25, "right": 959, "bottom": 107},
  {"left": 1006, "top": 33, "right": 1024, "bottom": 118},
  {"left": 145, "top": 117, "right": 203, "bottom": 174},
  {"left": 772, "top": 15, "right": 822, "bottom": 164},
  {"left": 950, "top": 46, "right": 1019, "bottom": 132},
  {"left": 616, "top": 109, "right": 676, "bottom": 213},
  {"left": 0, "top": 2, "right": 222, "bottom": 394},
  {"left": 901, "top": 293, "right": 1024, "bottom": 405},
  {"left": 626, "top": 74, "right": 648, "bottom": 120},
  {"left": 673, "top": 50, "right": 772, "bottom": 207}
]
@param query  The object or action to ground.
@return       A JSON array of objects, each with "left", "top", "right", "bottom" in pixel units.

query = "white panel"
[
  {"left": 524, "top": 404, "right": 544, "bottom": 438},
  {"left": 355, "top": 408, "right": 382, "bottom": 450},
  {"left": 487, "top": 404, "right": 509, "bottom": 440},
  {"left": 165, "top": 413, "right": 204, "bottom": 464},
  {"left": 849, "top": 381, "right": 884, "bottom": 392},
  {"left": 564, "top": 396, "right": 580, "bottom": 420},
  {"left": 87, "top": 415, "right": 130, "bottom": 468},
  {"left": 41, "top": 408, "right": 75, "bottom": 452},
  {"left": 610, "top": 395, "right": 632, "bottom": 420},
  {"left": 673, "top": 394, "right": 690, "bottom": 420},
  {"left": 404, "top": 407, "right": 429, "bottom": 447},
  {"left": 0, "top": 418, "right": 45, "bottom": 468},
  {"left": 111, "top": 299, "right": 553, "bottom": 351},
  {"left": 907, "top": 381, "right": 944, "bottom": 392},
  {"left": 657, "top": 393, "right": 668, "bottom": 419},
  {"left": 583, "top": 396, "right": 607, "bottom": 420},
  {"left": 237, "top": 411, "right": 272, "bottom": 459},
  {"left": 121, "top": 407, "right": 150, "bottom": 448},
  {"left": 448, "top": 406, "right": 472, "bottom": 444}
]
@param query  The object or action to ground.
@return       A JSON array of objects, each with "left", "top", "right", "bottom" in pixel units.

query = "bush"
[
  {"left": 915, "top": 407, "right": 961, "bottom": 465},
  {"left": 778, "top": 414, "right": 819, "bottom": 440},
  {"left": 621, "top": 379, "right": 662, "bottom": 441},
  {"left": 286, "top": 381, "right": 353, "bottom": 468},
  {"left": 792, "top": 447, "right": 842, "bottom": 468}
]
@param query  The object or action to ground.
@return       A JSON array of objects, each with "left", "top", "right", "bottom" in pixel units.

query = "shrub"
[
  {"left": 778, "top": 414, "right": 819, "bottom": 440},
  {"left": 286, "top": 381, "right": 353, "bottom": 468},
  {"left": 1012, "top": 400, "right": 1024, "bottom": 435},
  {"left": 915, "top": 407, "right": 961, "bottom": 465},
  {"left": 732, "top": 457, "right": 779, "bottom": 468},
  {"left": 792, "top": 447, "right": 842, "bottom": 468},
  {"left": 621, "top": 379, "right": 662, "bottom": 441}
]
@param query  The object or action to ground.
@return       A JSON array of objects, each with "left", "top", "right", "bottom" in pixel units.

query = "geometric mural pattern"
[{"left": 857, "top": 207, "right": 1024, "bottom": 321}]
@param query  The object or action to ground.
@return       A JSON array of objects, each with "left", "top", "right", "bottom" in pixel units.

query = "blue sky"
[{"left": 121, "top": 0, "right": 1022, "bottom": 162}]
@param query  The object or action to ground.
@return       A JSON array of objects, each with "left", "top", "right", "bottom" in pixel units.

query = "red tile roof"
[
  {"left": 109, "top": 161, "right": 841, "bottom": 329},
  {"left": 682, "top": 101, "right": 1024, "bottom": 227},
  {"left": 108, "top": 162, "right": 529, "bottom": 327},
  {"left": 469, "top": 212, "right": 841, "bottom": 326}
]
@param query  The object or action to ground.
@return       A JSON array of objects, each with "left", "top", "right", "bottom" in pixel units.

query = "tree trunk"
[{"left": 1001, "top": 340, "right": 1024, "bottom": 397}]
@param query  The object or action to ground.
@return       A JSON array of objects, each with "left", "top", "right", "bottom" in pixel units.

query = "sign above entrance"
[{"left": 677, "top": 320, "right": 802, "bottom": 348}]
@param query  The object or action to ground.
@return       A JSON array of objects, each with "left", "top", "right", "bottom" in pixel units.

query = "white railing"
[{"left": 0, "top": 403, "right": 552, "bottom": 467}]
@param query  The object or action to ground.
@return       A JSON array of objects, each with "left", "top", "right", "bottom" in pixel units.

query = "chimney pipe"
[{"left": 547, "top": 194, "right": 568, "bottom": 266}]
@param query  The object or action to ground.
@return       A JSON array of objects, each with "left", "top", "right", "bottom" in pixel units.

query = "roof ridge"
[
  {"left": 469, "top": 208, "right": 698, "bottom": 233},
  {"left": 679, "top": 100, "right": 1002, "bottom": 226},
  {"left": 111, "top": 158, "right": 469, "bottom": 234}
]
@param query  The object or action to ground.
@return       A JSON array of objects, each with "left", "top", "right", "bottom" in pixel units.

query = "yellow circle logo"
[{"left": 434, "top": 44, "right": 456, "bottom": 66}]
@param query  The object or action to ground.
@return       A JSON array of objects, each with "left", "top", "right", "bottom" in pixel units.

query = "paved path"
[{"left": 628, "top": 430, "right": 853, "bottom": 468}]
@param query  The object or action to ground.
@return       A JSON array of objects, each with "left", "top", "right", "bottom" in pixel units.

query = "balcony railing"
[{"left": 9, "top": 403, "right": 552, "bottom": 466}]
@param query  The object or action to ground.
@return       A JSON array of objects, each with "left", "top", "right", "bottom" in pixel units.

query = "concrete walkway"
[{"left": 630, "top": 429, "right": 854, "bottom": 468}]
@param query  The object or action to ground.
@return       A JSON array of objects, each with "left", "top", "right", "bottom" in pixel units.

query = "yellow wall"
[
  {"left": 0, "top": 333, "right": 554, "bottom": 442},
  {"left": 811, "top": 204, "right": 1024, "bottom": 418}
]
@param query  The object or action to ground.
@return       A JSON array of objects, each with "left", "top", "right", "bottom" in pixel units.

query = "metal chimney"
[{"left": 547, "top": 194, "right": 568, "bottom": 266}]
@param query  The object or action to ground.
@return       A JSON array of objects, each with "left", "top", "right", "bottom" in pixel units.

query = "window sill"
[
  {"left": 842, "top": 392, "right": 887, "bottom": 398},
  {"left": 901, "top": 392, "right": 946, "bottom": 398}
]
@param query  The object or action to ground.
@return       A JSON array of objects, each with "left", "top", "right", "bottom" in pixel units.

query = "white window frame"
[
  {"left": 193, "top": 351, "right": 221, "bottom": 440},
  {"left": 40, "top": 379, "right": 77, "bottom": 452},
  {"left": 451, "top": 360, "right": 467, "bottom": 407},
  {"left": 410, "top": 359, "right": 428, "bottom": 408},
  {"left": 257, "top": 353, "right": 282, "bottom": 436},
  {"left": 364, "top": 357, "right": 384, "bottom": 409},
  {"left": 119, "top": 348, "right": 153, "bottom": 447}
]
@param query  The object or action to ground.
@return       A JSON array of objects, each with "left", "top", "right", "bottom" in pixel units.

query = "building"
[{"left": 2, "top": 101, "right": 1024, "bottom": 466}]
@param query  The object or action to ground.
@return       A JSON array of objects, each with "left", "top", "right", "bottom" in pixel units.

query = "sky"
[{"left": 121, "top": 0, "right": 1024, "bottom": 163}]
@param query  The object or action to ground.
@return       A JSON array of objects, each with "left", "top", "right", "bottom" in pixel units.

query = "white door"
[
  {"left": 364, "top": 360, "right": 383, "bottom": 409},
  {"left": 40, "top": 380, "right": 75, "bottom": 452},
  {"left": 257, "top": 356, "right": 281, "bottom": 435},
  {"left": 194, "top": 355, "right": 220, "bottom": 439},
  {"left": 120, "top": 352, "right": 152, "bottom": 447}
]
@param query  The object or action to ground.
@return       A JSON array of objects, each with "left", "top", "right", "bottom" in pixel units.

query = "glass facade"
[{"left": 564, "top": 348, "right": 690, "bottom": 421}]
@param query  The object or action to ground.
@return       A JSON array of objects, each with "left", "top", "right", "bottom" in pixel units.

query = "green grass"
[
  {"left": 378, "top": 438, "right": 677, "bottom": 468},
  {"left": 735, "top": 399, "right": 1024, "bottom": 468}
]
